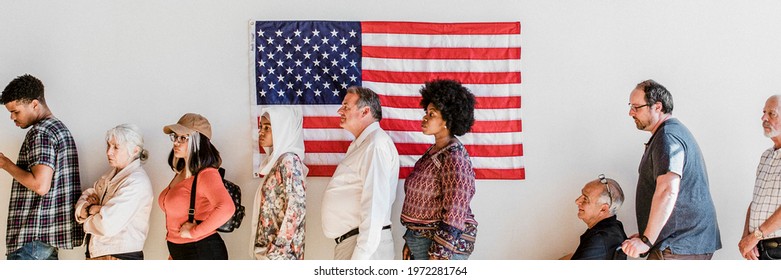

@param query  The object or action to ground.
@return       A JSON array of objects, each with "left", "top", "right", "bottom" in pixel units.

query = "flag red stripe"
[
  {"left": 303, "top": 117, "right": 341, "bottom": 128},
  {"left": 304, "top": 141, "right": 523, "bottom": 157},
  {"left": 380, "top": 119, "right": 521, "bottom": 133},
  {"left": 363, "top": 46, "right": 521, "bottom": 60},
  {"left": 378, "top": 95, "right": 521, "bottom": 109},
  {"left": 473, "top": 168, "right": 525, "bottom": 180},
  {"left": 361, "top": 21, "right": 521, "bottom": 35},
  {"left": 399, "top": 167, "right": 525, "bottom": 179},
  {"left": 393, "top": 143, "right": 524, "bottom": 157},
  {"left": 304, "top": 140, "right": 351, "bottom": 153},
  {"left": 308, "top": 165, "right": 338, "bottom": 177},
  {"left": 303, "top": 117, "right": 521, "bottom": 133},
  {"left": 313, "top": 165, "right": 524, "bottom": 179},
  {"left": 363, "top": 70, "right": 521, "bottom": 84}
]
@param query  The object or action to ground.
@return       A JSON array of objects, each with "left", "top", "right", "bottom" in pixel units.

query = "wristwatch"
[
  {"left": 639, "top": 235, "right": 654, "bottom": 248},
  {"left": 754, "top": 228, "right": 764, "bottom": 240}
]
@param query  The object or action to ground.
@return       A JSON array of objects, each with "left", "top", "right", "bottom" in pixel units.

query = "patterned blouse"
[
  {"left": 254, "top": 152, "right": 307, "bottom": 260},
  {"left": 401, "top": 139, "right": 477, "bottom": 259}
]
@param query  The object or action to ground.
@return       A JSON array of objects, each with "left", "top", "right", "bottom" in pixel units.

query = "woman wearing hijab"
[{"left": 251, "top": 106, "right": 308, "bottom": 260}]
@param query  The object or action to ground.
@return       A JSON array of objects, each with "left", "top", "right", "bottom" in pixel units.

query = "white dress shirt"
[{"left": 321, "top": 122, "right": 400, "bottom": 260}]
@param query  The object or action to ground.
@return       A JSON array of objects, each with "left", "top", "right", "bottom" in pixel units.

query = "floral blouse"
[{"left": 254, "top": 152, "right": 307, "bottom": 260}]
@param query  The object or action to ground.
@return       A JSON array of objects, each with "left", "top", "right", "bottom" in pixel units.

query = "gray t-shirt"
[{"left": 636, "top": 118, "right": 721, "bottom": 255}]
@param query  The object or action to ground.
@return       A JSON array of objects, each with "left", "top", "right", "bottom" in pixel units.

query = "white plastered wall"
[{"left": 1, "top": 0, "right": 779, "bottom": 260}]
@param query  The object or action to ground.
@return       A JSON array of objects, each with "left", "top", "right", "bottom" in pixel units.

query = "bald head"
[{"left": 585, "top": 177, "right": 624, "bottom": 215}]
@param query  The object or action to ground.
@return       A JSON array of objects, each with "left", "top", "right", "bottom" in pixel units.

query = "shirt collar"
[
  {"left": 352, "top": 122, "right": 381, "bottom": 148},
  {"left": 108, "top": 158, "right": 142, "bottom": 183}
]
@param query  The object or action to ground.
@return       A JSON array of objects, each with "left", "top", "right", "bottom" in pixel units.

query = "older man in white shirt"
[{"left": 321, "top": 86, "right": 400, "bottom": 260}]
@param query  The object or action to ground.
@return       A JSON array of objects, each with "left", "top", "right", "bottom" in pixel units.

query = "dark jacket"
[{"left": 572, "top": 216, "right": 628, "bottom": 260}]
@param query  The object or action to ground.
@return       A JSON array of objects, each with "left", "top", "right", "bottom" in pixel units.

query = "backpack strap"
[{"left": 188, "top": 173, "right": 199, "bottom": 223}]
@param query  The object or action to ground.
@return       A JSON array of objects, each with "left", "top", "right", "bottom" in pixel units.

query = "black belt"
[
  {"left": 759, "top": 237, "right": 781, "bottom": 251},
  {"left": 335, "top": 225, "right": 391, "bottom": 244}
]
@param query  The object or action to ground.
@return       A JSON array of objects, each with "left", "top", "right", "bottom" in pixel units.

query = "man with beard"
[{"left": 620, "top": 80, "right": 721, "bottom": 260}]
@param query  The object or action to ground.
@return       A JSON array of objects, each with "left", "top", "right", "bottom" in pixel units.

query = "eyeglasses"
[
  {"left": 169, "top": 133, "right": 189, "bottom": 144},
  {"left": 598, "top": 174, "right": 613, "bottom": 208},
  {"left": 628, "top": 103, "right": 651, "bottom": 112}
]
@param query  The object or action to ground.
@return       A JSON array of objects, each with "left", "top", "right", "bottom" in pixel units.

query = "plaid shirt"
[
  {"left": 751, "top": 147, "right": 781, "bottom": 239},
  {"left": 6, "top": 117, "right": 84, "bottom": 253}
]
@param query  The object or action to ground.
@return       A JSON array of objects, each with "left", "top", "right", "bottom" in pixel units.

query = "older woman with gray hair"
[{"left": 76, "top": 124, "right": 153, "bottom": 260}]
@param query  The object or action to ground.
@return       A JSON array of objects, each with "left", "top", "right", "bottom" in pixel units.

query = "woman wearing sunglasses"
[{"left": 159, "top": 113, "right": 235, "bottom": 260}]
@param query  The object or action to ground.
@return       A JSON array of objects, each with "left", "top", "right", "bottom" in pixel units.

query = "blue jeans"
[
  {"left": 7, "top": 240, "right": 58, "bottom": 260},
  {"left": 403, "top": 229, "right": 469, "bottom": 260}
]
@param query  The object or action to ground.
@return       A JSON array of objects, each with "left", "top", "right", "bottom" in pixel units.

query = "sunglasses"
[{"left": 598, "top": 174, "right": 613, "bottom": 208}]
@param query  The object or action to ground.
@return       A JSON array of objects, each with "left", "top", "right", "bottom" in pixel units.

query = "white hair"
[{"left": 106, "top": 123, "right": 148, "bottom": 162}]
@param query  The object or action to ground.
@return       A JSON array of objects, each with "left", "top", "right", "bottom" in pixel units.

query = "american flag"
[{"left": 251, "top": 21, "right": 523, "bottom": 180}]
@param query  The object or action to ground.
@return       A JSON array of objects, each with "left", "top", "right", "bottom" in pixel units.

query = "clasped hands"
[
  {"left": 79, "top": 193, "right": 102, "bottom": 219},
  {"left": 621, "top": 234, "right": 651, "bottom": 258}
]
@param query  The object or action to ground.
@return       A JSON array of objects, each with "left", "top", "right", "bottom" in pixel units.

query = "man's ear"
[
  {"left": 601, "top": 203, "right": 610, "bottom": 213},
  {"left": 653, "top": 101, "right": 664, "bottom": 113}
]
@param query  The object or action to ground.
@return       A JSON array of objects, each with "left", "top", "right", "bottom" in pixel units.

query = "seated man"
[{"left": 562, "top": 174, "right": 628, "bottom": 260}]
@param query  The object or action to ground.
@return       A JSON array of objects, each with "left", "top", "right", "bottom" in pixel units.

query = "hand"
[
  {"left": 621, "top": 235, "right": 651, "bottom": 258},
  {"left": 0, "top": 152, "right": 10, "bottom": 169},
  {"left": 86, "top": 193, "right": 100, "bottom": 205},
  {"left": 738, "top": 233, "right": 760, "bottom": 260},
  {"left": 78, "top": 205, "right": 90, "bottom": 219},
  {"left": 179, "top": 222, "right": 196, "bottom": 239},
  {"left": 88, "top": 205, "right": 102, "bottom": 215}
]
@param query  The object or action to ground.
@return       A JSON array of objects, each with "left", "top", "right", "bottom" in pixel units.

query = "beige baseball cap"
[{"left": 163, "top": 113, "right": 212, "bottom": 139}]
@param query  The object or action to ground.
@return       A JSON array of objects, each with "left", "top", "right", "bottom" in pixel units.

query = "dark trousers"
[
  {"left": 167, "top": 233, "right": 228, "bottom": 260},
  {"left": 758, "top": 238, "right": 781, "bottom": 260},
  {"left": 647, "top": 248, "right": 713, "bottom": 260}
]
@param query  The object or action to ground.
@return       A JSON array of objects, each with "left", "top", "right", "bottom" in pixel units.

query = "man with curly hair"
[
  {"left": 0, "top": 74, "right": 84, "bottom": 259},
  {"left": 321, "top": 86, "right": 400, "bottom": 260}
]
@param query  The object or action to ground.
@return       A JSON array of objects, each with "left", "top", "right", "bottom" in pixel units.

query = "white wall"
[{"left": 0, "top": 0, "right": 778, "bottom": 260}]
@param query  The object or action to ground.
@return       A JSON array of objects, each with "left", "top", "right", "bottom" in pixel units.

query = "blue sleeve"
[{"left": 652, "top": 132, "right": 685, "bottom": 178}]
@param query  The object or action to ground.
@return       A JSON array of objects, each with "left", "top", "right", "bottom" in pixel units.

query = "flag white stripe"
[
  {"left": 361, "top": 82, "right": 522, "bottom": 97},
  {"left": 363, "top": 34, "right": 522, "bottom": 48},
  {"left": 362, "top": 57, "right": 521, "bottom": 72},
  {"left": 384, "top": 107, "right": 522, "bottom": 122},
  {"left": 303, "top": 129, "right": 522, "bottom": 145},
  {"left": 297, "top": 105, "right": 522, "bottom": 121},
  {"left": 305, "top": 153, "right": 524, "bottom": 169}
]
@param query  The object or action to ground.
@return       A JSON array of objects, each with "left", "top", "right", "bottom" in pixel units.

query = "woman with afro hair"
[{"left": 400, "top": 79, "right": 478, "bottom": 260}]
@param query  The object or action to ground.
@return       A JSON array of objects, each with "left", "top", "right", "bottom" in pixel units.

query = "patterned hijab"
[{"left": 257, "top": 106, "right": 307, "bottom": 177}]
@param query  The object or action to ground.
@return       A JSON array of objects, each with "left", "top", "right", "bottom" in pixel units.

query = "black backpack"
[{"left": 188, "top": 168, "right": 246, "bottom": 233}]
